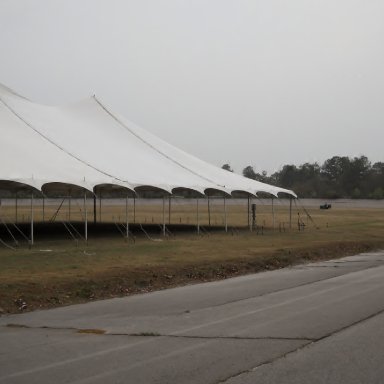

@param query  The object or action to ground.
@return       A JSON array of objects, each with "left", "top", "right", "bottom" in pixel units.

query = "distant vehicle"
[{"left": 320, "top": 203, "right": 332, "bottom": 209}]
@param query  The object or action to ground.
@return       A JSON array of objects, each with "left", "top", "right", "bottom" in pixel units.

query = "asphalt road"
[{"left": 1, "top": 251, "right": 384, "bottom": 383}]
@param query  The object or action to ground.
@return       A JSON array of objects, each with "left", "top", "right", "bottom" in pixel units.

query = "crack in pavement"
[
  {"left": 332, "top": 260, "right": 367, "bottom": 263},
  {"left": 162, "top": 334, "right": 314, "bottom": 342},
  {"left": 3, "top": 323, "right": 314, "bottom": 342},
  {"left": 215, "top": 346, "right": 309, "bottom": 384}
]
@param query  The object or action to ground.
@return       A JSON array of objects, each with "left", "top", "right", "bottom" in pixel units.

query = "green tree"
[
  {"left": 371, "top": 187, "right": 384, "bottom": 199},
  {"left": 241, "top": 155, "right": 382, "bottom": 199},
  {"left": 321, "top": 156, "right": 351, "bottom": 197},
  {"left": 222, "top": 163, "right": 233, "bottom": 172},
  {"left": 274, "top": 164, "right": 299, "bottom": 188},
  {"left": 254, "top": 170, "right": 269, "bottom": 183},
  {"left": 242, "top": 166, "right": 257, "bottom": 179}
]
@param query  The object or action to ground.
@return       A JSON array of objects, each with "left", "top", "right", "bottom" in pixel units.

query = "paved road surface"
[{"left": 1, "top": 251, "right": 384, "bottom": 383}]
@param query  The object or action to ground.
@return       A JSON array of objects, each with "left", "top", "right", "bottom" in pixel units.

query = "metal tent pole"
[
  {"left": 126, "top": 194, "right": 129, "bottom": 240},
  {"left": 252, "top": 201, "right": 256, "bottom": 231},
  {"left": 15, "top": 195, "right": 18, "bottom": 223},
  {"left": 99, "top": 192, "right": 102, "bottom": 222},
  {"left": 207, "top": 195, "right": 211, "bottom": 227},
  {"left": 247, "top": 196, "right": 250, "bottom": 231},
  {"left": 133, "top": 196, "right": 136, "bottom": 223},
  {"left": 93, "top": 195, "right": 97, "bottom": 224},
  {"left": 30, "top": 192, "right": 34, "bottom": 246},
  {"left": 162, "top": 196, "right": 166, "bottom": 236},
  {"left": 197, "top": 198, "right": 200, "bottom": 235},
  {"left": 272, "top": 197, "right": 275, "bottom": 231},
  {"left": 84, "top": 192, "right": 88, "bottom": 242},
  {"left": 289, "top": 197, "right": 292, "bottom": 230},
  {"left": 168, "top": 196, "right": 171, "bottom": 225},
  {"left": 224, "top": 197, "right": 228, "bottom": 233}
]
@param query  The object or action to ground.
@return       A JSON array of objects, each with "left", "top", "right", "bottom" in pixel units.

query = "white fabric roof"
[{"left": 0, "top": 83, "right": 296, "bottom": 198}]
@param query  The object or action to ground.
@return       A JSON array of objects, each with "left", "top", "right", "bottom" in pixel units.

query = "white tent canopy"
[{"left": 0, "top": 83, "right": 296, "bottom": 198}]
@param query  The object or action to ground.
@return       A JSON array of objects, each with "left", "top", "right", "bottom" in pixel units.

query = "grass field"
[{"left": 1, "top": 200, "right": 384, "bottom": 314}]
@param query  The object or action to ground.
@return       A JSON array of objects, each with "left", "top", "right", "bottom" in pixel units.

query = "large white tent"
[{"left": 0, "top": 83, "right": 296, "bottom": 199}]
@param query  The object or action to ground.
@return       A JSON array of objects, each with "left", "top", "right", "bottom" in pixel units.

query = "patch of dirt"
[{"left": 1, "top": 240, "right": 382, "bottom": 315}]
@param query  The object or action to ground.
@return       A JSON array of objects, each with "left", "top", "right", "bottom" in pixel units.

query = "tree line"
[{"left": 222, "top": 155, "right": 384, "bottom": 199}]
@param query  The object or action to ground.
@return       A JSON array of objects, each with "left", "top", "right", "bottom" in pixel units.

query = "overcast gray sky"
[{"left": 0, "top": 0, "right": 383, "bottom": 174}]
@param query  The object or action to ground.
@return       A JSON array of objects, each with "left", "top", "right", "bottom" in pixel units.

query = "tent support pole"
[
  {"left": 84, "top": 192, "right": 88, "bottom": 242},
  {"left": 30, "top": 193, "right": 34, "bottom": 246},
  {"left": 15, "top": 194, "right": 18, "bottom": 223},
  {"left": 42, "top": 196, "right": 45, "bottom": 222},
  {"left": 99, "top": 193, "right": 102, "bottom": 223},
  {"left": 289, "top": 197, "right": 292, "bottom": 230},
  {"left": 93, "top": 195, "right": 97, "bottom": 224},
  {"left": 126, "top": 194, "right": 129, "bottom": 240},
  {"left": 68, "top": 196, "right": 71, "bottom": 222},
  {"left": 272, "top": 197, "right": 275, "bottom": 232},
  {"left": 168, "top": 196, "right": 171, "bottom": 225},
  {"left": 197, "top": 198, "right": 200, "bottom": 235},
  {"left": 247, "top": 196, "right": 250, "bottom": 231},
  {"left": 207, "top": 195, "right": 211, "bottom": 227},
  {"left": 224, "top": 197, "right": 228, "bottom": 233},
  {"left": 133, "top": 197, "right": 136, "bottom": 223},
  {"left": 162, "top": 196, "right": 166, "bottom": 236}
]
